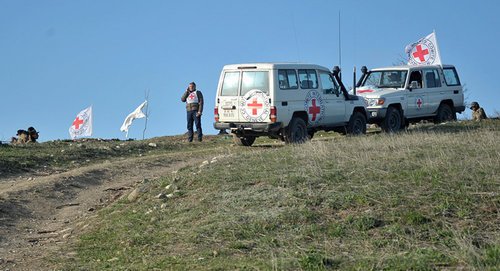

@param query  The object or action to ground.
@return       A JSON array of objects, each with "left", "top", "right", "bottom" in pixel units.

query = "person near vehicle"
[
  {"left": 181, "top": 82, "right": 204, "bottom": 142},
  {"left": 470, "top": 101, "right": 487, "bottom": 122}
]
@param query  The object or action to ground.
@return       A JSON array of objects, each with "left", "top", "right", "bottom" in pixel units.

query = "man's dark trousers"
[{"left": 187, "top": 110, "right": 202, "bottom": 142}]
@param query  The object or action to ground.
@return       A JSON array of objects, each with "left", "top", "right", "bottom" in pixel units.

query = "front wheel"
[
  {"left": 434, "top": 104, "right": 456, "bottom": 124},
  {"left": 233, "top": 135, "right": 256, "bottom": 146},
  {"left": 285, "top": 117, "right": 308, "bottom": 144},
  {"left": 346, "top": 111, "right": 367, "bottom": 135},
  {"left": 381, "top": 107, "right": 402, "bottom": 133}
]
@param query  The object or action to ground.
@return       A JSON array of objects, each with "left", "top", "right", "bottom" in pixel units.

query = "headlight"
[{"left": 364, "top": 98, "right": 385, "bottom": 107}]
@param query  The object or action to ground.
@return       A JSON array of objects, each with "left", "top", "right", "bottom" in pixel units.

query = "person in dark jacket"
[{"left": 181, "top": 82, "right": 204, "bottom": 142}]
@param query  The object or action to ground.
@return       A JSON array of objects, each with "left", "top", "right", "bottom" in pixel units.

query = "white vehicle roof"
[
  {"left": 222, "top": 62, "right": 331, "bottom": 71},
  {"left": 371, "top": 64, "right": 456, "bottom": 71}
]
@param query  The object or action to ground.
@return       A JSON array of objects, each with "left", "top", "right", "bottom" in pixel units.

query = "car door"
[
  {"left": 277, "top": 69, "right": 300, "bottom": 126},
  {"left": 298, "top": 69, "right": 325, "bottom": 127},
  {"left": 406, "top": 69, "right": 427, "bottom": 117},
  {"left": 217, "top": 70, "right": 241, "bottom": 122},
  {"left": 318, "top": 71, "right": 345, "bottom": 125},
  {"left": 423, "top": 69, "right": 443, "bottom": 115}
]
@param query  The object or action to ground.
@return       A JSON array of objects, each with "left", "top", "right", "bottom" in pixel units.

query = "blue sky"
[{"left": 1, "top": 0, "right": 499, "bottom": 141}]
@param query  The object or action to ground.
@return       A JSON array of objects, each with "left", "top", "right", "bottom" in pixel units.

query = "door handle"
[
  {"left": 453, "top": 90, "right": 459, "bottom": 94},
  {"left": 282, "top": 101, "right": 288, "bottom": 106}
]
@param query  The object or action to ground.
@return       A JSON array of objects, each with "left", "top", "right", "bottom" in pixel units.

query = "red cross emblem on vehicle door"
[
  {"left": 247, "top": 97, "right": 263, "bottom": 115},
  {"left": 308, "top": 99, "right": 321, "bottom": 121},
  {"left": 416, "top": 97, "right": 423, "bottom": 110},
  {"left": 413, "top": 45, "right": 429, "bottom": 62},
  {"left": 73, "top": 117, "right": 84, "bottom": 130}
]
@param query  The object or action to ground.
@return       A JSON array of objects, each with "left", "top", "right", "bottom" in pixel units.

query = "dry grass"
[{"left": 63, "top": 120, "right": 499, "bottom": 270}]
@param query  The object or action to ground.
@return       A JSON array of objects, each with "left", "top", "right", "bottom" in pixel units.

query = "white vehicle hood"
[{"left": 351, "top": 86, "right": 403, "bottom": 98}]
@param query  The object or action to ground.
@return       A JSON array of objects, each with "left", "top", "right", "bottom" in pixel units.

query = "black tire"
[
  {"left": 233, "top": 135, "right": 256, "bottom": 146},
  {"left": 381, "top": 107, "right": 402, "bottom": 133},
  {"left": 434, "top": 103, "right": 456, "bottom": 124},
  {"left": 346, "top": 111, "right": 367, "bottom": 135},
  {"left": 285, "top": 117, "right": 308, "bottom": 144}
]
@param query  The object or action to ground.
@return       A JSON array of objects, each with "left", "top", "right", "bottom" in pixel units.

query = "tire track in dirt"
[{"left": 0, "top": 146, "right": 235, "bottom": 270}]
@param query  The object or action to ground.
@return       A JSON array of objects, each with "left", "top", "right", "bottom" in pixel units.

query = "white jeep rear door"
[{"left": 218, "top": 71, "right": 241, "bottom": 122}]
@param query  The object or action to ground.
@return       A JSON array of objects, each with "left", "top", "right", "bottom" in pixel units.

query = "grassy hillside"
[
  {"left": 0, "top": 135, "right": 229, "bottom": 176},
  {"left": 56, "top": 121, "right": 499, "bottom": 270}
]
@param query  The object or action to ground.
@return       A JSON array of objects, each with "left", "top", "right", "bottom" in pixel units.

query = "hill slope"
[{"left": 61, "top": 121, "right": 499, "bottom": 270}]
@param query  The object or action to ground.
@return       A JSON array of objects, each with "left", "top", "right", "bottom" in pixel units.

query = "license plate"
[{"left": 222, "top": 111, "right": 235, "bottom": 118}]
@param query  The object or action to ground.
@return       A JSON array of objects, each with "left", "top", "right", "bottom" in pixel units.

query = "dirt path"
[{"left": 0, "top": 150, "right": 221, "bottom": 270}]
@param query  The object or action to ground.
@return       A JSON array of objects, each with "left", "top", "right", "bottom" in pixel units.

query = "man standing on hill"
[
  {"left": 470, "top": 101, "right": 487, "bottom": 122},
  {"left": 181, "top": 82, "right": 204, "bottom": 142}
]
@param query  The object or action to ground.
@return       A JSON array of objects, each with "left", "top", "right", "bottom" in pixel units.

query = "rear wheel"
[
  {"left": 381, "top": 107, "right": 402, "bottom": 133},
  {"left": 285, "top": 117, "right": 308, "bottom": 144},
  {"left": 346, "top": 111, "right": 367, "bottom": 135},
  {"left": 434, "top": 103, "right": 456, "bottom": 124},
  {"left": 233, "top": 135, "right": 256, "bottom": 146}
]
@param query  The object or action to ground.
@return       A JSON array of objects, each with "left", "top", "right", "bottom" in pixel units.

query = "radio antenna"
[
  {"left": 338, "top": 10, "right": 342, "bottom": 80},
  {"left": 292, "top": 14, "right": 301, "bottom": 63}
]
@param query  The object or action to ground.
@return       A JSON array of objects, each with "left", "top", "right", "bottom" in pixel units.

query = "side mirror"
[{"left": 409, "top": 81, "right": 420, "bottom": 90}]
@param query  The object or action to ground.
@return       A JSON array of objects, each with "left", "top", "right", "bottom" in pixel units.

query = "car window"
[
  {"left": 220, "top": 72, "right": 240, "bottom": 96},
  {"left": 298, "top": 69, "right": 318, "bottom": 89},
  {"left": 442, "top": 68, "right": 461, "bottom": 86},
  {"left": 409, "top": 70, "right": 423, "bottom": 88},
  {"left": 319, "top": 72, "right": 339, "bottom": 95},
  {"left": 241, "top": 71, "right": 269, "bottom": 95},
  {"left": 424, "top": 69, "right": 441, "bottom": 88},
  {"left": 364, "top": 71, "right": 382, "bottom": 87},
  {"left": 278, "top": 69, "right": 298, "bottom": 90}
]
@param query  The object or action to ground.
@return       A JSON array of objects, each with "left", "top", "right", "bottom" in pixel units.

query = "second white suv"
[{"left": 354, "top": 65, "right": 465, "bottom": 132}]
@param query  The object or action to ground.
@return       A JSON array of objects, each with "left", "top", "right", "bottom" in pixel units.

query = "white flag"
[
  {"left": 120, "top": 100, "right": 148, "bottom": 138},
  {"left": 69, "top": 105, "right": 93, "bottom": 139},
  {"left": 405, "top": 31, "right": 442, "bottom": 66}
]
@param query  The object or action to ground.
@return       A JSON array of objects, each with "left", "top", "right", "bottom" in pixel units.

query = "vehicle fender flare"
[
  {"left": 436, "top": 99, "right": 455, "bottom": 114},
  {"left": 291, "top": 111, "right": 308, "bottom": 126},
  {"left": 387, "top": 103, "right": 405, "bottom": 120},
  {"left": 353, "top": 106, "right": 368, "bottom": 120}
]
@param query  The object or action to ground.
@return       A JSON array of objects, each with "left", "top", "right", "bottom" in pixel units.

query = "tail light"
[
  {"left": 214, "top": 107, "right": 219, "bottom": 122},
  {"left": 270, "top": 106, "right": 277, "bottom": 122}
]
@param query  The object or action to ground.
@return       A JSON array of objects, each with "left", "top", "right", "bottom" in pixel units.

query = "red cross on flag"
[
  {"left": 405, "top": 31, "right": 442, "bottom": 66},
  {"left": 69, "top": 105, "right": 93, "bottom": 139}
]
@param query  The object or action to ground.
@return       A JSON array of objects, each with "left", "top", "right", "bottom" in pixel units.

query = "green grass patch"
[{"left": 55, "top": 120, "right": 500, "bottom": 269}]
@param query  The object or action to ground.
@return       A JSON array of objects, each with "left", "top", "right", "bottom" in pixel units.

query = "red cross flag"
[
  {"left": 69, "top": 105, "right": 93, "bottom": 139},
  {"left": 405, "top": 31, "right": 442, "bottom": 66}
]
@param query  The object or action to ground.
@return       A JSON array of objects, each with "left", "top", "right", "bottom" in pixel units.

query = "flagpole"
[
  {"left": 90, "top": 104, "right": 93, "bottom": 137},
  {"left": 433, "top": 29, "right": 443, "bottom": 68}
]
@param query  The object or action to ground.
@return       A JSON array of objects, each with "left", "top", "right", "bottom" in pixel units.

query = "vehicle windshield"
[{"left": 362, "top": 70, "right": 408, "bottom": 89}]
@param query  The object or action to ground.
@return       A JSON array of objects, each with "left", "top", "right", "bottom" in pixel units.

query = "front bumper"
[
  {"left": 214, "top": 122, "right": 282, "bottom": 133},
  {"left": 367, "top": 108, "right": 387, "bottom": 121}
]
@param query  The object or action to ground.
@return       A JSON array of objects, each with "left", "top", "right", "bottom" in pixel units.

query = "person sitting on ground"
[
  {"left": 27, "top": 127, "right": 39, "bottom": 143},
  {"left": 11, "top": 130, "right": 29, "bottom": 144},
  {"left": 470, "top": 101, "right": 487, "bottom": 122}
]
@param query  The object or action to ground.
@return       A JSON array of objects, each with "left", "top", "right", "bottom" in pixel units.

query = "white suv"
[
  {"left": 213, "top": 63, "right": 368, "bottom": 146},
  {"left": 354, "top": 65, "right": 465, "bottom": 132}
]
